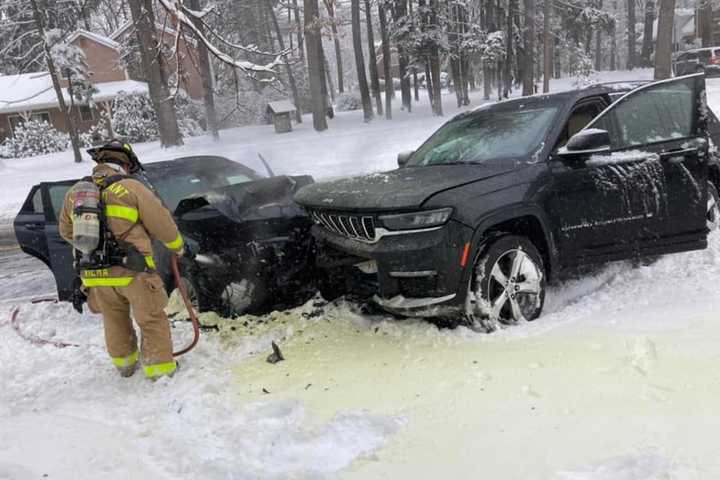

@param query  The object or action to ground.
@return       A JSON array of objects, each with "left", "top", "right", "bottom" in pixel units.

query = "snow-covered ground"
[{"left": 6, "top": 69, "right": 720, "bottom": 479}]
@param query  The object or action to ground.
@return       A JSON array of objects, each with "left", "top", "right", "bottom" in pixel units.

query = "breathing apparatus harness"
[{"left": 73, "top": 140, "right": 150, "bottom": 274}]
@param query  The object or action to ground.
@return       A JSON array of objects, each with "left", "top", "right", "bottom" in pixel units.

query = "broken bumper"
[{"left": 313, "top": 219, "right": 473, "bottom": 317}]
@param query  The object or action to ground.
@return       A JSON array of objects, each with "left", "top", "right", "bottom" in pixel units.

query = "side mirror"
[
  {"left": 559, "top": 129, "right": 611, "bottom": 157},
  {"left": 397, "top": 150, "right": 414, "bottom": 167}
]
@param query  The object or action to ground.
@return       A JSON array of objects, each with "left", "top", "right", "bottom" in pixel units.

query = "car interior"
[{"left": 554, "top": 101, "right": 606, "bottom": 149}]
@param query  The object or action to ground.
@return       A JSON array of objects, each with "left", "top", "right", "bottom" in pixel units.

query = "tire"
[
  {"left": 707, "top": 182, "right": 720, "bottom": 232},
  {"left": 219, "top": 276, "right": 269, "bottom": 316},
  {"left": 465, "top": 235, "right": 546, "bottom": 328}
]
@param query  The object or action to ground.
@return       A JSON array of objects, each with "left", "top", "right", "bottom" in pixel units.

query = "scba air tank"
[{"left": 72, "top": 181, "right": 101, "bottom": 255}]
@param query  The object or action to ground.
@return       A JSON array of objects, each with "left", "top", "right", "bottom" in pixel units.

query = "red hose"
[
  {"left": 4, "top": 255, "right": 201, "bottom": 356},
  {"left": 7, "top": 298, "right": 79, "bottom": 348},
  {"left": 171, "top": 254, "right": 201, "bottom": 357}
]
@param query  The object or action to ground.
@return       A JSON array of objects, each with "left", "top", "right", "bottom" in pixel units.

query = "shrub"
[
  {"left": 112, "top": 90, "right": 207, "bottom": 142},
  {"left": 0, "top": 120, "right": 68, "bottom": 158},
  {"left": 336, "top": 91, "right": 363, "bottom": 112},
  {"left": 111, "top": 91, "right": 159, "bottom": 143}
]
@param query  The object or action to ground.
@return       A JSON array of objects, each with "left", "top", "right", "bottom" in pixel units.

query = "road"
[{"left": 0, "top": 246, "right": 56, "bottom": 303}]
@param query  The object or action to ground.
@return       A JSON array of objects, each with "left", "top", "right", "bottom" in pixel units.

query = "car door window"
[
  {"left": 32, "top": 188, "right": 44, "bottom": 213},
  {"left": 555, "top": 101, "right": 604, "bottom": 149},
  {"left": 590, "top": 78, "right": 695, "bottom": 149},
  {"left": 47, "top": 185, "right": 71, "bottom": 222}
]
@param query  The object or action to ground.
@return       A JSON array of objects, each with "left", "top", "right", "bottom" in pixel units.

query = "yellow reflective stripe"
[
  {"left": 165, "top": 234, "right": 184, "bottom": 251},
  {"left": 105, "top": 205, "right": 138, "bottom": 223},
  {"left": 81, "top": 277, "right": 135, "bottom": 287},
  {"left": 111, "top": 350, "right": 139, "bottom": 368},
  {"left": 144, "top": 361, "right": 177, "bottom": 378},
  {"left": 145, "top": 256, "right": 156, "bottom": 270}
]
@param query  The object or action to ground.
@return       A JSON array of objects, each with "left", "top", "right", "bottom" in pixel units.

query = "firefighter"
[{"left": 59, "top": 140, "right": 184, "bottom": 379}]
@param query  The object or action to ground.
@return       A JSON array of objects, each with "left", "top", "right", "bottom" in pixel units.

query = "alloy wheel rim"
[
  {"left": 475, "top": 248, "right": 543, "bottom": 323},
  {"left": 707, "top": 193, "right": 719, "bottom": 231}
]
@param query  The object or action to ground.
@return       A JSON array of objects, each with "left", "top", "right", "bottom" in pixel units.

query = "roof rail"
[{"left": 590, "top": 80, "right": 651, "bottom": 87}]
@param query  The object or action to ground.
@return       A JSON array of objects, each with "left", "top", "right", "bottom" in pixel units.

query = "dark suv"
[
  {"left": 673, "top": 47, "right": 720, "bottom": 76},
  {"left": 295, "top": 74, "right": 720, "bottom": 328}
]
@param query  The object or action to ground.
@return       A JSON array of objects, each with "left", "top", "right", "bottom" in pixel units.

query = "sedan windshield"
[
  {"left": 407, "top": 105, "right": 559, "bottom": 166},
  {"left": 147, "top": 166, "right": 259, "bottom": 211}
]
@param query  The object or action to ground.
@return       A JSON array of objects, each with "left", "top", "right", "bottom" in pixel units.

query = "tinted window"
[
  {"left": 698, "top": 50, "right": 712, "bottom": 63},
  {"left": 48, "top": 185, "right": 71, "bottom": 222},
  {"left": 408, "top": 105, "right": 559, "bottom": 166},
  {"left": 590, "top": 78, "right": 694, "bottom": 149},
  {"left": 31, "top": 188, "right": 44, "bottom": 213}
]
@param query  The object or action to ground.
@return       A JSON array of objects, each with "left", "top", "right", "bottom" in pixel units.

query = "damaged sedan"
[{"left": 14, "top": 155, "right": 316, "bottom": 316}]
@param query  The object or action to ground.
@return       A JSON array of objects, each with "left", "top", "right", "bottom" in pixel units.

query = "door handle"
[
  {"left": 659, "top": 148, "right": 698, "bottom": 163},
  {"left": 24, "top": 223, "right": 44, "bottom": 231}
]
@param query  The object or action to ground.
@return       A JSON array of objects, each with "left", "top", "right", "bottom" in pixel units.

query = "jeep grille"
[{"left": 308, "top": 210, "right": 376, "bottom": 242}]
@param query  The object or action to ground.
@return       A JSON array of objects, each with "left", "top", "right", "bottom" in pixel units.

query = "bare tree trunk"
[
  {"left": 352, "top": 0, "right": 374, "bottom": 121},
  {"left": 293, "top": 0, "right": 305, "bottom": 60},
  {"left": 594, "top": 0, "right": 603, "bottom": 70},
  {"left": 128, "top": 0, "right": 182, "bottom": 147},
  {"left": 543, "top": 0, "right": 551, "bottom": 92},
  {"left": 654, "top": 0, "right": 675, "bottom": 79},
  {"left": 395, "top": 0, "right": 412, "bottom": 112},
  {"left": 504, "top": 0, "right": 514, "bottom": 98},
  {"left": 188, "top": 0, "right": 220, "bottom": 139},
  {"left": 304, "top": 0, "right": 328, "bottom": 130},
  {"left": 323, "top": 0, "right": 344, "bottom": 93},
  {"left": 31, "top": 0, "right": 83, "bottom": 162},
  {"left": 323, "top": 50, "right": 336, "bottom": 102},
  {"left": 425, "top": 61, "right": 434, "bottom": 106},
  {"left": 627, "top": 0, "right": 636, "bottom": 70},
  {"left": 378, "top": 0, "right": 393, "bottom": 119},
  {"left": 611, "top": 0, "right": 618, "bottom": 70},
  {"left": 449, "top": 2, "right": 463, "bottom": 107},
  {"left": 640, "top": 0, "right": 655, "bottom": 66},
  {"left": 700, "top": 0, "right": 713, "bottom": 47},
  {"left": 364, "top": 0, "right": 383, "bottom": 115},
  {"left": 429, "top": 0, "right": 443, "bottom": 116},
  {"left": 267, "top": 0, "right": 302, "bottom": 123},
  {"left": 522, "top": 0, "right": 535, "bottom": 96}
]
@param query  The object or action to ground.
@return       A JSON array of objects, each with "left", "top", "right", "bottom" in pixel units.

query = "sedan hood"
[
  {"left": 294, "top": 164, "right": 519, "bottom": 211},
  {"left": 174, "top": 175, "right": 313, "bottom": 250}
]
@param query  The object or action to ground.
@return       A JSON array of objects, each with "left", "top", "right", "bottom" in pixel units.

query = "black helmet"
[{"left": 87, "top": 140, "right": 144, "bottom": 174}]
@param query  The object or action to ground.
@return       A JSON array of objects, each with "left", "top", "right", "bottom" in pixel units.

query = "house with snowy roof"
[{"left": 0, "top": 30, "right": 148, "bottom": 142}]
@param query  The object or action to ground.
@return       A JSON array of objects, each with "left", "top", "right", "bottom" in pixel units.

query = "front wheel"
[{"left": 465, "top": 235, "right": 546, "bottom": 328}]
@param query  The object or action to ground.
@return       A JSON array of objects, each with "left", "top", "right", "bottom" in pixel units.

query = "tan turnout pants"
[{"left": 87, "top": 273, "right": 176, "bottom": 378}]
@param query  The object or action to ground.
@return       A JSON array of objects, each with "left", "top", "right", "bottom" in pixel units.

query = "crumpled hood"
[
  {"left": 294, "top": 164, "right": 519, "bottom": 211},
  {"left": 174, "top": 175, "right": 313, "bottom": 248},
  {"left": 175, "top": 175, "right": 313, "bottom": 222}
]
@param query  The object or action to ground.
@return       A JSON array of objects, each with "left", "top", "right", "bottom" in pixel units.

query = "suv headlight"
[{"left": 378, "top": 208, "right": 453, "bottom": 231}]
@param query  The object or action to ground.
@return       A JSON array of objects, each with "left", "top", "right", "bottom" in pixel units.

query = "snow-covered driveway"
[
  {"left": 4, "top": 71, "right": 720, "bottom": 479},
  {"left": 3, "top": 236, "right": 720, "bottom": 479}
]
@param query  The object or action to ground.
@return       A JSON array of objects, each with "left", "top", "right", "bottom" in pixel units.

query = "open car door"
[
  {"left": 554, "top": 74, "right": 708, "bottom": 262},
  {"left": 40, "top": 180, "right": 77, "bottom": 301},
  {"left": 586, "top": 73, "right": 708, "bottom": 246}
]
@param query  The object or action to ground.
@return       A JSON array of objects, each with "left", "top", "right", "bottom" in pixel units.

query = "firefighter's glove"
[
  {"left": 70, "top": 288, "right": 87, "bottom": 314},
  {"left": 179, "top": 244, "right": 195, "bottom": 259}
]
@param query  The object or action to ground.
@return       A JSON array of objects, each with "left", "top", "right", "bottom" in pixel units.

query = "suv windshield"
[{"left": 407, "top": 105, "right": 559, "bottom": 166}]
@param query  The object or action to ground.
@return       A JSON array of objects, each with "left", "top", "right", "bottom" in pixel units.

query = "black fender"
[{"left": 455, "top": 203, "right": 558, "bottom": 304}]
